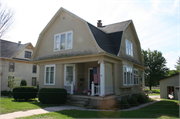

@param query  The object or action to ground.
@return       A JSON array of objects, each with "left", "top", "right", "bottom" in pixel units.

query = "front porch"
[{"left": 64, "top": 60, "right": 114, "bottom": 97}]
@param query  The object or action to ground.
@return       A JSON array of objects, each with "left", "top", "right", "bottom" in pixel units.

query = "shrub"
[
  {"left": 119, "top": 99, "right": 130, "bottom": 109},
  {"left": 1, "top": 90, "right": 10, "bottom": 96},
  {"left": 20, "top": 79, "right": 27, "bottom": 86},
  {"left": 137, "top": 93, "right": 147, "bottom": 103},
  {"left": 128, "top": 96, "right": 138, "bottom": 106},
  {"left": 39, "top": 88, "right": 67, "bottom": 104},
  {"left": 13, "top": 86, "right": 38, "bottom": 100}
]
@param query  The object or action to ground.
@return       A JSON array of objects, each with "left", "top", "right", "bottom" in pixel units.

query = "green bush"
[
  {"left": 39, "top": 88, "right": 67, "bottom": 104},
  {"left": 13, "top": 86, "right": 38, "bottom": 100},
  {"left": 119, "top": 99, "right": 130, "bottom": 109},
  {"left": 20, "top": 79, "right": 27, "bottom": 86},
  {"left": 1, "top": 90, "right": 10, "bottom": 96},
  {"left": 137, "top": 93, "right": 147, "bottom": 103},
  {"left": 128, "top": 97, "right": 138, "bottom": 106}
]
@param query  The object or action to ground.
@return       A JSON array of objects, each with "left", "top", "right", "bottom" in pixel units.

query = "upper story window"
[
  {"left": 32, "top": 65, "right": 37, "bottom": 73},
  {"left": 123, "top": 65, "right": 133, "bottom": 85},
  {"left": 54, "top": 30, "right": 73, "bottom": 51},
  {"left": 126, "top": 39, "right": 133, "bottom": 57},
  {"left": 9, "top": 62, "right": 14, "bottom": 72},
  {"left": 25, "top": 51, "right": 31, "bottom": 58}
]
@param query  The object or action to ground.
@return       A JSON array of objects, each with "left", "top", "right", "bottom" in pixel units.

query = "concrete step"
[{"left": 66, "top": 97, "right": 90, "bottom": 107}]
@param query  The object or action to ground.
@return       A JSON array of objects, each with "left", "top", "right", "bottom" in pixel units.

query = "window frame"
[
  {"left": 125, "top": 39, "right": 133, "bottom": 57},
  {"left": 54, "top": 30, "right": 73, "bottom": 52},
  {"left": 25, "top": 51, "right": 32, "bottom": 58},
  {"left": 9, "top": 62, "right": 15, "bottom": 72},
  {"left": 134, "top": 68, "right": 139, "bottom": 85},
  {"left": 32, "top": 77, "right": 37, "bottom": 86},
  {"left": 64, "top": 64, "right": 75, "bottom": 86},
  {"left": 123, "top": 65, "right": 133, "bottom": 86},
  {"left": 32, "top": 65, "right": 37, "bottom": 73},
  {"left": 44, "top": 64, "right": 56, "bottom": 85}
]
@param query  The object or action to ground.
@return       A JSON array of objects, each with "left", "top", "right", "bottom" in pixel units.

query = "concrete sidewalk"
[{"left": 0, "top": 96, "right": 161, "bottom": 119}]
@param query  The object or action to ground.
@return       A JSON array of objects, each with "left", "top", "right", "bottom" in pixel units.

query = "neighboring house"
[
  {"left": 159, "top": 73, "right": 179, "bottom": 100},
  {"left": 30, "top": 8, "right": 146, "bottom": 106},
  {"left": 0, "top": 39, "right": 39, "bottom": 91}
]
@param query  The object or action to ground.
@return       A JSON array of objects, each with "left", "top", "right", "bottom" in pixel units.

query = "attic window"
[
  {"left": 54, "top": 30, "right": 73, "bottom": 51},
  {"left": 126, "top": 39, "right": 133, "bottom": 57},
  {"left": 25, "top": 51, "right": 31, "bottom": 58}
]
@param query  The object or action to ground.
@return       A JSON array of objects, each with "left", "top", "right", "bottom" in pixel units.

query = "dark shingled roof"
[
  {"left": 0, "top": 39, "right": 30, "bottom": 58},
  {"left": 87, "top": 20, "right": 131, "bottom": 55}
]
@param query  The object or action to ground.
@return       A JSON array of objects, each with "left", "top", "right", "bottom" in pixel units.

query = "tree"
[
  {"left": 142, "top": 49, "right": 168, "bottom": 90},
  {"left": 0, "top": 1, "right": 14, "bottom": 38},
  {"left": 174, "top": 57, "right": 180, "bottom": 71},
  {"left": 7, "top": 72, "right": 21, "bottom": 95}
]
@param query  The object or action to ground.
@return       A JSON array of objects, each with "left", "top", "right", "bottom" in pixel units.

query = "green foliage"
[
  {"left": 174, "top": 57, "right": 180, "bottom": 71},
  {"left": 20, "top": 79, "right": 27, "bottom": 86},
  {"left": 39, "top": 88, "right": 67, "bottom": 104},
  {"left": 1, "top": 90, "right": 10, "bottom": 96},
  {"left": 36, "top": 81, "right": 39, "bottom": 91},
  {"left": 13, "top": 86, "right": 38, "bottom": 100},
  {"left": 165, "top": 70, "right": 179, "bottom": 77},
  {"left": 142, "top": 49, "right": 168, "bottom": 90},
  {"left": 137, "top": 93, "right": 147, "bottom": 103},
  {"left": 7, "top": 72, "right": 21, "bottom": 93},
  {"left": 128, "top": 97, "right": 138, "bottom": 106},
  {"left": 119, "top": 99, "right": 130, "bottom": 109}
]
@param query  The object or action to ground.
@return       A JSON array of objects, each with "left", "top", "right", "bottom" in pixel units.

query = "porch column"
[
  {"left": 71, "top": 81, "right": 73, "bottom": 94},
  {"left": 142, "top": 71, "right": 145, "bottom": 90},
  {"left": 91, "top": 81, "right": 94, "bottom": 96},
  {"left": 99, "top": 60, "right": 105, "bottom": 97}
]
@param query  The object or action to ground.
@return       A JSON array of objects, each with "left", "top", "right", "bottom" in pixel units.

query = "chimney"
[
  {"left": 97, "top": 20, "right": 102, "bottom": 27},
  {"left": 18, "top": 41, "right": 21, "bottom": 46}
]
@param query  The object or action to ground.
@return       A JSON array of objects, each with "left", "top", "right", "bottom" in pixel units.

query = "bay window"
[
  {"left": 134, "top": 69, "right": 139, "bottom": 85},
  {"left": 123, "top": 65, "right": 133, "bottom": 85}
]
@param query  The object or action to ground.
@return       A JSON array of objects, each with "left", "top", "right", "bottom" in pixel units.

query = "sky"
[{"left": 1, "top": 0, "right": 180, "bottom": 70}]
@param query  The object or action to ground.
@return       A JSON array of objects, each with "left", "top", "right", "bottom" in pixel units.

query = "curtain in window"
[
  {"left": 67, "top": 33, "right": 72, "bottom": 49},
  {"left": 61, "top": 34, "right": 65, "bottom": 49}
]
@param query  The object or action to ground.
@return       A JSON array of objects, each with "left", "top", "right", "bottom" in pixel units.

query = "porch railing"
[{"left": 91, "top": 81, "right": 100, "bottom": 96}]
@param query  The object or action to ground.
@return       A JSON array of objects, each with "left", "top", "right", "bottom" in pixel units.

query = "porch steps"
[{"left": 66, "top": 96, "right": 90, "bottom": 107}]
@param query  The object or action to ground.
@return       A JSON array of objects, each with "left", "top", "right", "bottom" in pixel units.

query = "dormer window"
[
  {"left": 54, "top": 30, "right": 73, "bottom": 51},
  {"left": 25, "top": 51, "right": 31, "bottom": 58},
  {"left": 126, "top": 39, "right": 133, "bottom": 57}
]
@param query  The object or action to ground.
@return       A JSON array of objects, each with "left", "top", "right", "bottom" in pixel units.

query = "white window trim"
[
  {"left": 54, "top": 30, "right": 73, "bottom": 52},
  {"left": 123, "top": 65, "right": 133, "bottom": 86},
  {"left": 44, "top": 64, "right": 56, "bottom": 85},
  {"left": 134, "top": 68, "right": 139, "bottom": 85},
  {"left": 125, "top": 39, "right": 133, "bottom": 57},
  {"left": 64, "top": 64, "right": 75, "bottom": 86}
]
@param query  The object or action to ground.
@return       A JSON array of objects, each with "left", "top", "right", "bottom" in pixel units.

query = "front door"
[{"left": 89, "top": 69, "right": 93, "bottom": 89}]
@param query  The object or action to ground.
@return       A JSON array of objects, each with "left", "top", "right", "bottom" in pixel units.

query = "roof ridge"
[
  {"left": 102, "top": 20, "right": 132, "bottom": 27},
  {"left": 0, "top": 39, "right": 29, "bottom": 45}
]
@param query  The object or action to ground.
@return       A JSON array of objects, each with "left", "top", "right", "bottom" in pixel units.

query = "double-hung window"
[
  {"left": 126, "top": 39, "right": 133, "bottom": 57},
  {"left": 123, "top": 65, "right": 133, "bottom": 85},
  {"left": 134, "top": 69, "right": 139, "bottom": 85},
  {"left": 44, "top": 65, "right": 55, "bottom": 85},
  {"left": 54, "top": 31, "right": 73, "bottom": 51},
  {"left": 25, "top": 51, "right": 31, "bottom": 58},
  {"left": 64, "top": 64, "right": 75, "bottom": 86},
  {"left": 9, "top": 62, "right": 14, "bottom": 72}
]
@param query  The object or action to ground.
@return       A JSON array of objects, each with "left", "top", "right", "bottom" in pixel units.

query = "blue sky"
[{"left": 2, "top": 0, "right": 180, "bottom": 70}]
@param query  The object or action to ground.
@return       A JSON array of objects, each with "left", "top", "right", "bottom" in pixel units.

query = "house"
[
  {"left": 159, "top": 73, "right": 179, "bottom": 100},
  {"left": 30, "top": 7, "right": 146, "bottom": 106},
  {"left": 0, "top": 39, "right": 39, "bottom": 91}
]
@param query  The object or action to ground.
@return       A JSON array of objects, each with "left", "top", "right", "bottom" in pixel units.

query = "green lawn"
[
  {"left": 0, "top": 97, "right": 59, "bottom": 114},
  {"left": 147, "top": 89, "right": 160, "bottom": 96},
  {"left": 17, "top": 99, "right": 179, "bottom": 119}
]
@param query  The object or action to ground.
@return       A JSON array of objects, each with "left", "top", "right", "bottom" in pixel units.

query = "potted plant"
[
  {"left": 74, "top": 89, "right": 78, "bottom": 95},
  {"left": 87, "top": 89, "right": 91, "bottom": 96}
]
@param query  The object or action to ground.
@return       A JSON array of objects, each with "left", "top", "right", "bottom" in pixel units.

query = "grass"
[
  {"left": 0, "top": 97, "right": 59, "bottom": 114},
  {"left": 17, "top": 99, "right": 179, "bottom": 119},
  {"left": 146, "top": 89, "right": 160, "bottom": 96}
]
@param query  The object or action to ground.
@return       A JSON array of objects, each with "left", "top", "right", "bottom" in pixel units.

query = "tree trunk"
[{"left": 149, "top": 86, "right": 152, "bottom": 90}]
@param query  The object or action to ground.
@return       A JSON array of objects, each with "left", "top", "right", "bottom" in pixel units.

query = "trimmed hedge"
[
  {"left": 39, "top": 88, "right": 67, "bottom": 104},
  {"left": 120, "top": 99, "right": 130, "bottom": 109},
  {"left": 1, "top": 90, "right": 10, "bottom": 96},
  {"left": 20, "top": 79, "right": 27, "bottom": 86},
  {"left": 13, "top": 86, "right": 38, "bottom": 100}
]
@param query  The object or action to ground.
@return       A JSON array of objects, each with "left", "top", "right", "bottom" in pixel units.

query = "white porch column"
[
  {"left": 99, "top": 61, "right": 105, "bottom": 97},
  {"left": 142, "top": 71, "right": 145, "bottom": 90},
  {"left": 71, "top": 81, "right": 73, "bottom": 94},
  {"left": 91, "top": 81, "right": 94, "bottom": 96}
]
